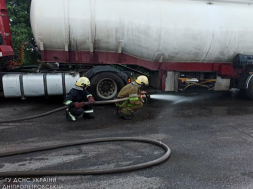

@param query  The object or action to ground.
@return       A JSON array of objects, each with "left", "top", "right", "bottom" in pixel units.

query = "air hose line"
[
  {"left": 0, "top": 137, "right": 171, "bottom": 177},
  {"left": 0, "top": 97, "right": 131, "bottom": 124}
]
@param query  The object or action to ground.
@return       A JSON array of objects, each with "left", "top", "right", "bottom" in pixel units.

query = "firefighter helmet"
[
  {"left": 76, "top": 77, "right": 91, "bottom": 87},
  {"left": 136, "top": 75, "right": 149, "bottom": 86}
]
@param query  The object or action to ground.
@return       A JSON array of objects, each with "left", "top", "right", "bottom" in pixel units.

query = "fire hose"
[
  {"left": 0, "top": 137, "right": 171, "bottom": 177},
  {"left": 0, "top": 97, "right": 131, "bottom": 124},
  {"left": 0, "top": 98, "right": 171, "bottom": 177}
]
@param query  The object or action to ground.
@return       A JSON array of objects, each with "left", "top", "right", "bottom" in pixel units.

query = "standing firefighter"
[
  {"left": 116, "top": 75, "right": 149, "bottom": 120},
  {"left": 64, "top": 77, "right": 95, "bottom": 122}
]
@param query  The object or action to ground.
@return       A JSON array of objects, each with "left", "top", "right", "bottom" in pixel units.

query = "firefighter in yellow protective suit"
[{"left": 116, "top": 75, "right": 149, "bottom": 120}]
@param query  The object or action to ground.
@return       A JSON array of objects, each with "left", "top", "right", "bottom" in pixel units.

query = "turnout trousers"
[
  {"left": 67, "top": 104, "right": 94, "bottom": 121},
  {"left": 116, "top": 99, "right": 143, "bottom": 117}
]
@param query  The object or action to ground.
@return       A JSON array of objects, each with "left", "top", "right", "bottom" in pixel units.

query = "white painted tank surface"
[{"left": 31, "top": 0, "right": 253, "bottom": 63}]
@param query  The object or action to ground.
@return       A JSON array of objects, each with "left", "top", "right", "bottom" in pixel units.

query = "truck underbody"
[{"left": 1, "top": 52, "right": 253, "bottom": 101}]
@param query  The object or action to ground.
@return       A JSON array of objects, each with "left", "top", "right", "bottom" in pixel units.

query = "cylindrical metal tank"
[
  {"left": 3, "top": 73, "right": 80, "bottom": 98},
  {"left": 31, "top": 0, "right": 253, "bottom": 63}
]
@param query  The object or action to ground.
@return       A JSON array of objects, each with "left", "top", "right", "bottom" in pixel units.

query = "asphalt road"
[{"left": 0, "top": 90, "right": 253, "bottom": 189}]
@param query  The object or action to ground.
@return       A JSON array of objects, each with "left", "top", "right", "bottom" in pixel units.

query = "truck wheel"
[
  {"left": 246, "top": 75, "right": 253, "bottom": 100},
  {"left": 89, "top": 72, "right": 125, "bottom": 101}
]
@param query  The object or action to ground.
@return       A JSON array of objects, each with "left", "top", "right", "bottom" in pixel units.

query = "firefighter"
[
  {"left": 63, "top": 77, "right": 95, "bottom": 122},
  {"left": 116, "top": 75, "right": 149, "bottom": 120}
]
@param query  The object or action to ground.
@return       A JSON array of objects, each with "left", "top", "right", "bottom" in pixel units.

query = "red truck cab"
[{"left": 0, "top": 0, "right": 14, "bottom": 62}]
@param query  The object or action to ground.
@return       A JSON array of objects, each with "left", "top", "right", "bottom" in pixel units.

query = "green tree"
[{"left": 6, "top": 0, "right": 40, "bottom": 65}]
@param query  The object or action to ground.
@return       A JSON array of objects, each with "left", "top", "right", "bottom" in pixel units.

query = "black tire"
[
  {"left": 88, "top": 72, "right": 125, "bottom": 101},
  {"left": 246, "top": 75, "right": 253, "bottom": 100}
]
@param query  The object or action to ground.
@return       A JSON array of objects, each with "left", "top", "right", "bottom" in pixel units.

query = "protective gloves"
[
  {"left": 88, "top": 96, "right": 95, "bottom": 104},
  {"left": 140, "top": 91, "right": 147, "bottom": 98},
  {"left": 141, "top": 91, "right": 147, "bottom": 95},
  {"left": 74, "top": 102, "right": 85, "bottom": 108}
]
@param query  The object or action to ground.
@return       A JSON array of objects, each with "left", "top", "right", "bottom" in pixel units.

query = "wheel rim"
[{"left": 96, "top": 78, "right": 118, "bottom": 99}]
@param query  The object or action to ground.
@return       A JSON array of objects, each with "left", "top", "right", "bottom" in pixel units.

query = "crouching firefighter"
[
  {"left": 63, "top": 77, "right": 95, "bottom": 122},
  {"left": 116, "top": 75, "right": 149, "bottom": 120}
]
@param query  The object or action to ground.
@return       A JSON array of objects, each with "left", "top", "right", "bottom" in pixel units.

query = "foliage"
[{"left": 6, "top": 0, "right": 40, "bottom": 65}]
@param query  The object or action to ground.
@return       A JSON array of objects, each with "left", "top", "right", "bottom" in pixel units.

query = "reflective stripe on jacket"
[{"left": 117, "top": 82, "right": 142, "bottom": 106}]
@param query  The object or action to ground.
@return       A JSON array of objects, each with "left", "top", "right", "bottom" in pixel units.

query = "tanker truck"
[{"left": 1, "top": 0, "right": 253, "bottom": 100}]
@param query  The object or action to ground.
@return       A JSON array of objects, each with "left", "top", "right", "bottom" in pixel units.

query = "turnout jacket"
[
  {"left": 117, "top": 82, "right": 142, "bottom": 106},
  {"left": 63, "top": 86, "right": 92, "bottom": 108}
]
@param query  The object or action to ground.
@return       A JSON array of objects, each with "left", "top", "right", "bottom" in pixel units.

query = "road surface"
[{"left": 0, "top": 90, "right": 253, "bottom": 189}]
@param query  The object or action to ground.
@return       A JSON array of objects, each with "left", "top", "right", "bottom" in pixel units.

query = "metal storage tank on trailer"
[
  {"left": 3, "top": 0, "right": 253, "bottom": 100},
  {"left": 30, "top": 0, "right": 253, "bottom": 63},
  {"left": 27, "top": 0, "right": 253, "bottom": 100}
]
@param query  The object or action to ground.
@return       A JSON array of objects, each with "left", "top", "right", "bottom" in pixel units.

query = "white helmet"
[
  {"left": 76, "top": 77, "right": 91, "bottom": 87},
  {"left": 136, "top": 75, "right": 149, "bottom": 86}
]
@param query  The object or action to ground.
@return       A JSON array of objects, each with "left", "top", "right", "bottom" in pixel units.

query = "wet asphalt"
[{"left": 0, "top": 90, "right": 253, "bottom": 188}]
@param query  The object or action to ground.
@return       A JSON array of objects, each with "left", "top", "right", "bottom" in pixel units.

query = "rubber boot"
[
  {"left": 66, "top": 109, "right": 76, "bottom": 122},
  {"left": 118, "top": 111, "right": 133, "bottom": 120},
  {"left": 83, "top": 113, "right": 95, "bottom": 119}
]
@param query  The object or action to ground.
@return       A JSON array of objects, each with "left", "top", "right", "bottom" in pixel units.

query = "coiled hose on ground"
[
  {"left": 0, "top": 98, "right": 171, "bottom": 177},
  {"left": 0, "top": 137, "right": 171, "bottom": 177}
]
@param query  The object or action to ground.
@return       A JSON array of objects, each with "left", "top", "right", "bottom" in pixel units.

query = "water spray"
[{"left": 149, "top": 94, "right": 204, "bottom": 104}]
